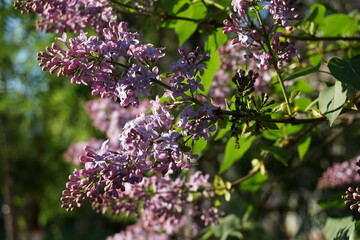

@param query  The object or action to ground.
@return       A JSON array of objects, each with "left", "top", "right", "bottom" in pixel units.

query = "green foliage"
[
  {"left": 219, "top": 136, "right": 256, "bottom": 174},
  {"left": 323, "top": 216, "right": 356, "bottom": 240},
  {"left": 202, "top": 28, "right": 228, "bottom": 94},
  {"left": 318, "top": 80, "right": 348, "bottom": 126},
  {"left": 201, "top": 214, "right": 243, "bottom": 240},
  {"left": 260, "top": 143, "right": 291, "bottom": 166},
  {"left": 284, "top": 64, "right": 321, "bottom": 81},
  {"left": 328, "top": 56, "right": 360, "bottom": 90},
  {"left": 322, "top": 14, "right": 358, "bottom": 37},
  {"left": 297, "top": 135, "right": 311, "bottom": 160},
  {"left": 163, "top": 0, "right": 207, "bottom": 46},
  {"left": 240, "top": 172, "right": 268, "bottom": 192}
]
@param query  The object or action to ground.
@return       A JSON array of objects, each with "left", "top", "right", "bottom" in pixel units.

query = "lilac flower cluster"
[
  {"left": 317, "top": 156, "right": 360, "bottom": 190},
  {"left": 64, "top": 138, "right": 103, "bottom": 165},
  {"left": 224, "top": 0, "right": 302, "bottom": 70},
  {"left": 61, "top": 98, "right": 198, "bottom": 211},
  {"left": 64, "top": 170, "right": 217, "bottom": 237},
  {"left": 14, "top": 0, "right": 116, "bottom": 34},
  {"left": 342, "top": 155, "right": 360, "bottom": 212},
  {"left": 85, "top": 98, "right": 150, "bottom": 146},
  {"left": 105, "top": 171, "right": 217, "bottom": 240},
  {"left": 264, "top": 0, "right": 303, "bottom": 30},
  {"left": 169, "top": 47, "right": 209, "bottom": 98},
  {"left": 107, "top": 222, "right": 170, "bottom": 240},
  {"left": 38, "top": 21, "right": 165, "bottom": 107},
  {"left": 64, "top": 99, "right": 150, "bottom": 165},
  {"left": 178, "top": 103, "right": 218, "bottom": 141}
]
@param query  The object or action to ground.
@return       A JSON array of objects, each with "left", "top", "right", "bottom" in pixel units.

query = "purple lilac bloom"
[
  {"left": 38, "top": 21, "right": 165, "bottom": 107},
  {"left": 86, "top": 98, "right": 150, "bottom": 146},
  {"left": 224, "top": 0, "right": 302, "bottom": 70},
  {"left": 14, "top": 0, "right": 116, "bottom": 34},
  {"left": 231, "top": 0, "right": 254, "bottom": 18},
  {"left": 106, "top": 222, "right": 170, "bottom": 240},
  {"left": 64, "top": 99, "right": 151, "bottom": 166},
  {"left": 61, "top": 99, "right": 198, "bottom": 211},
  {"left": 64, "top": 138, "right": 104, "bottom": 165},
  {"left": 95, "top": 172, "right": 217, "bottom": 233},
  {"left": 223, "top": 13, "right": 263, "bottom": 48},
  {"left": 264, "top": 0, "right": 303, "bottom": 30},
  {"left": 63, "top": 168, "right": 218, "bottom": 230},
  {"left": 341, "top": 155, "right": 360, "bottom": 212},
  {"left": 169, "top": 47, "right": 209, "bottom": 98},
  {"left": 178, "top": 103, "right": 218, "bottom": 141},
  {"left": 317, "top": 156, "right": 360, "bottom": 190}
]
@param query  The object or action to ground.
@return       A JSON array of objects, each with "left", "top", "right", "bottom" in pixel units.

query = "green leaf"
[
  {"left": 202, "top": 50, "right": 220, "bottom": 94},
  {"left": 309, "top": 54, "right": 323, "bottom": 66},
  {"left": 322, "top": 14, "right": 358, "bottom": 37},
  {"left": 219, "top": 136, "right": 256, "bottom": 174},
  {"left": 328, "top": 56, "right": 360, "bottom": 90},
  {"left": 293, "top": 98, "right": 312, "bottom": 112},
  {"left": 212, "top": 214, "right": 243, "bottom": 240},
  {"left": 164, "top": 1, "right": 207, "bottom": 46},
  {"left": 323, "top": 216, "right": 354, "bottom": 240},
  {"left": 261, "top": 144, "right": 291, "bottom": 166},
  {"left": 204, "top": 0, "right": 231, "bottom": 9},
  {"left": 289, "top": 89, "right": 301, "bottom": 103},
  {"left": 263, "top": 129, "right": 282, "bottom": 141},
  {"left": 290, "top": 79, "right": 314, "bottom": 94},
  {"left": 297, "top": 135, "right": 311, "bottom": 160},
  {"left": 215, "top": 122, "right": 231, "bottom": 140},
  {"left": 201, "top": 28, "right": 227, "bottom": 94},
  {"left": 307, "top": 3, "right": 326, "bottom": 24},
  {"left": 318, "top": 80, "right": 347, "bottom": 126},
  {"left": 284, "top": 64, "right": 320, "bottom": 81},
  {"left": 205, "top": 28, "right": 228, "bottom": 52},
  {"left": 240, "top": 172, "right": 268, "bottom": 192},
  {"left": 191, "top": 137, "right": 208, "bottom": 155},
  {"left": 156, "top": 0, "right": 182, "bottom": 13}
]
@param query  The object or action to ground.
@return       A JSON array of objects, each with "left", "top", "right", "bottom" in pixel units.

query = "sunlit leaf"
[
  {"left": 297, "top": 135, "right": 311, "bottom": 160},
  {"left": 318, "top": 80, "right": 347, "bottom": 126},
  {"left": 219, "top": 136, "right": 256, "bottom": 174},
  {"left": 323, "top": 216, "right": 354, "bottom": 240}
]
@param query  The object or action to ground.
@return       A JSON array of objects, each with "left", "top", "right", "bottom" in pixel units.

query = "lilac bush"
[{"left": 14, "top": 0, "right": 360, "bottom": 238}]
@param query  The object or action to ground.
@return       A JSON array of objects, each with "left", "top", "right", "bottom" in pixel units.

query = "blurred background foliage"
[
  {"left": 0, "top": 0, "right": 131, "bottom": 239},
  {"left": 1, "top": 0, "right": 360, "bottom": 239}
]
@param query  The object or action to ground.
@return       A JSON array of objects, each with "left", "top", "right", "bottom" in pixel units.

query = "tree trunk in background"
[{"left": 1, "top": 71, "right": 18, "bottom": 240}]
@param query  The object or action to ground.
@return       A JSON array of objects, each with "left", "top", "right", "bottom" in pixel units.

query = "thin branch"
[
  {"left": 283, "top": 35, "right": 360, "bottom": 41},
  {"left": 109, "top": 0, "right": 223, "bottom": 27},
  {"left": 231, "top": 170, "right": 258, "bottom": 186},
  {"left": 149, "top": 78, "right": 204, "bottom": 106}
]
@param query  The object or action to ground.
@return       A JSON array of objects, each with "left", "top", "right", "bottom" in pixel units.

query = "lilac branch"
[{"left": 283, "top": 35, "right": 360, "bottom": 41}]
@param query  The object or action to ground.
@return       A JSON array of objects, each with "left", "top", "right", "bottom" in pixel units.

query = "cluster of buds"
[
  {"left": 343, "top": 187, "right": 360, "bottom": 212},
  {"left": 342, "top": 155, "right": 360, "bottom": 212}
]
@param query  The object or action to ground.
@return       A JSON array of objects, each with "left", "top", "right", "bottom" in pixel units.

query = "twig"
[
  {"left": 283, "top": 35, "right": 360, "bottom": 42},
  {"left": 231, "top": 170, "right": 258, "bottom": 186}
]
